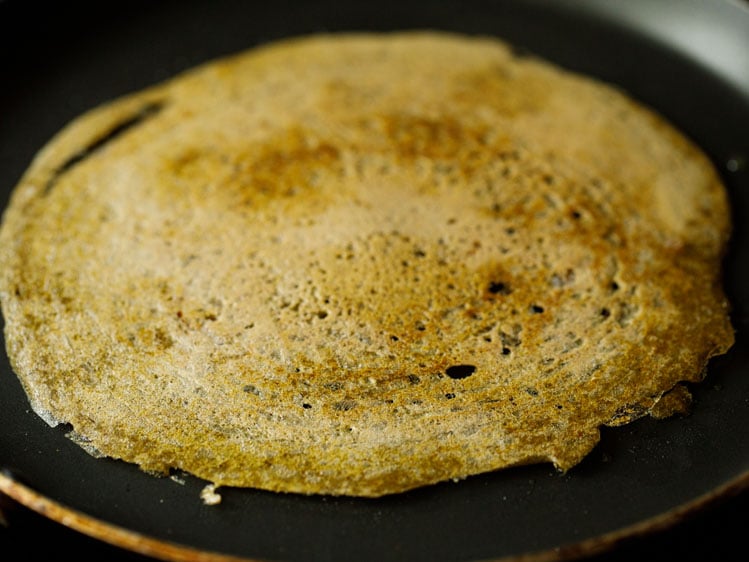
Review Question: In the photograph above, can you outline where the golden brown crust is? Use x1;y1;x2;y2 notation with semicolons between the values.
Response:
0;32;734;496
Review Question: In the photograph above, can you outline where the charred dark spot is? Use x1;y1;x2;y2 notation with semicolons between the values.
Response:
44;100;165;194
324;381;343;392
488;281;511;295
600;307;611;318
502;347;511;355
530;304;545;314
501;331;521;347
302;403;312;409
446;365;476;379
243;384;260;396
154;328;173;349
407;374;421;384
445;393;456;399
333;400;357;412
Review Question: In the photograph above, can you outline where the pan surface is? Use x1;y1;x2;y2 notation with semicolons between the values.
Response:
1;0;748;560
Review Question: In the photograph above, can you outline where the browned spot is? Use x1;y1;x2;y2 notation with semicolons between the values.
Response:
162;129;344;216
240;134;341;204
375;114;515;181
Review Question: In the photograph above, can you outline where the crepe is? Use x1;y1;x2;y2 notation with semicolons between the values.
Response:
0;31;734;497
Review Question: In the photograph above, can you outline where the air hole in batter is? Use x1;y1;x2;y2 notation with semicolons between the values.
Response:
446;365;476;379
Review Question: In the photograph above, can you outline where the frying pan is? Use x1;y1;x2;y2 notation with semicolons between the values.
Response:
0;0;748;560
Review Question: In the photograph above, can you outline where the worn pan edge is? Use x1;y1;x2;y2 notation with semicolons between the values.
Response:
3;469;749;562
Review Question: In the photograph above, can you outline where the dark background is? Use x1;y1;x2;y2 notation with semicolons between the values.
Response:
2;485;748;561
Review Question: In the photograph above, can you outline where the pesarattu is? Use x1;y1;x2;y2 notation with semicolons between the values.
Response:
0;32;734;497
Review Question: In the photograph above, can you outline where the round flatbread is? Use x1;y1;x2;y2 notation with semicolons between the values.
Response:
0;32;734;497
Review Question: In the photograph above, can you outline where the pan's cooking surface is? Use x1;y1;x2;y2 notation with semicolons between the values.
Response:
0;1;747;561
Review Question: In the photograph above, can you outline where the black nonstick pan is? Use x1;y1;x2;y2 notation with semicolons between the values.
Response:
1;1;748;560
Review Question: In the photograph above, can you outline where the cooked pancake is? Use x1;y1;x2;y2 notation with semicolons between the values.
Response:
0;32;734;497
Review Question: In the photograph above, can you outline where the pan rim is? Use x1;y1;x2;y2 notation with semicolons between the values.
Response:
3;469;749;562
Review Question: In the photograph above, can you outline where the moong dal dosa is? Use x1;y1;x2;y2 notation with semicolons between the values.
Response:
0;32;734;497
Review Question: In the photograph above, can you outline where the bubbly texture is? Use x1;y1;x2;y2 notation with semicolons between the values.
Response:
0;32;734;496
